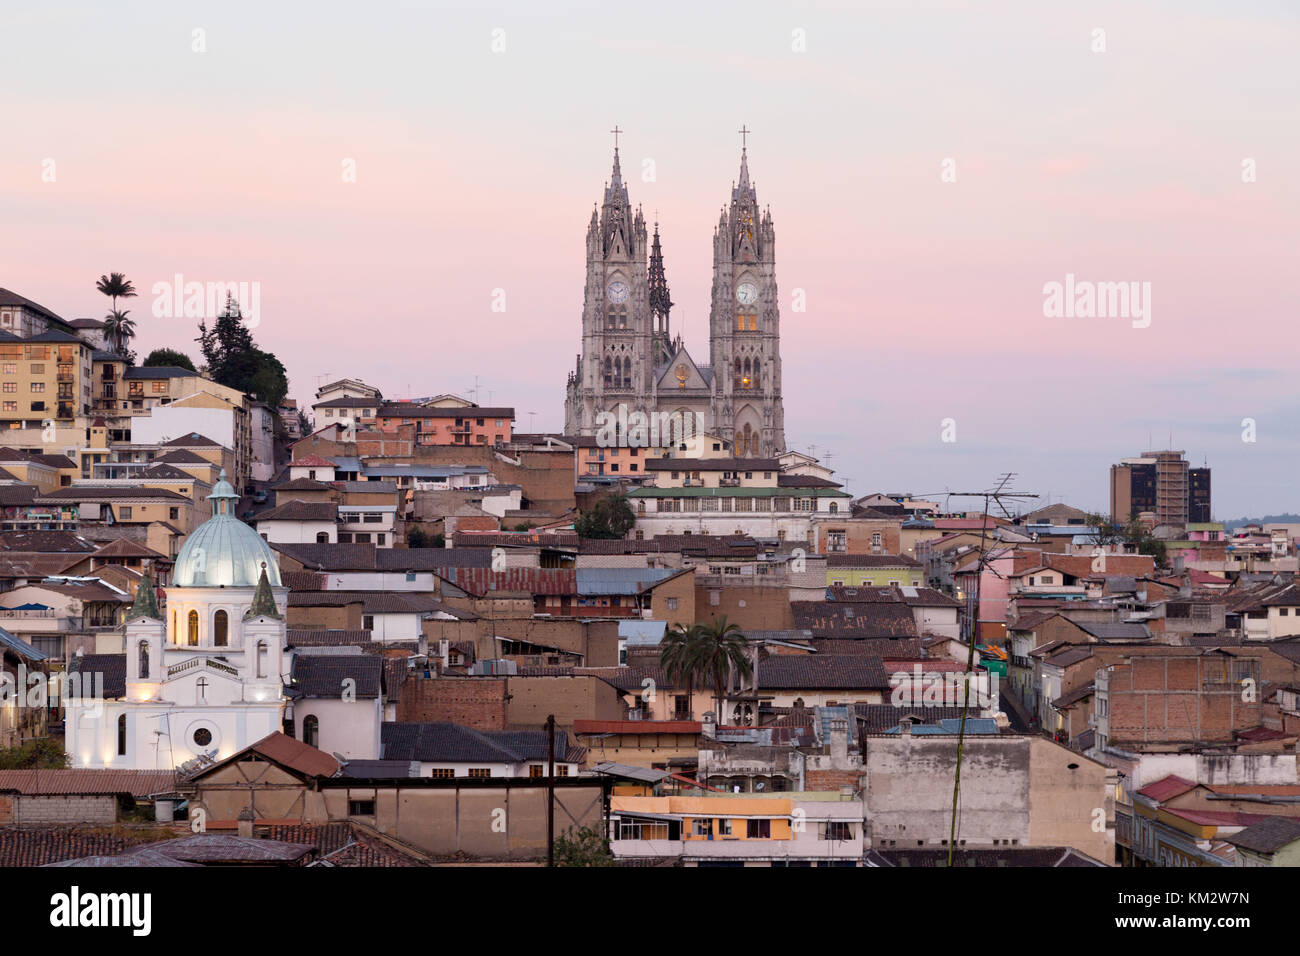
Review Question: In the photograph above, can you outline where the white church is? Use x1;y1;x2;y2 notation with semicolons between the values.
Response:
65;472;289;770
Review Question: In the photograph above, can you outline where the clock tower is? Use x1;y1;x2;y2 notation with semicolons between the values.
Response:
564;131;654;437
708;132;786;457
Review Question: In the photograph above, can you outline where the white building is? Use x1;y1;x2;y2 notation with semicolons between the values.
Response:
65;472;289;770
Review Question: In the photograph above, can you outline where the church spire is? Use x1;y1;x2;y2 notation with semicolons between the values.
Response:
648;219;672;321
244;563;282;620
129;566;161;620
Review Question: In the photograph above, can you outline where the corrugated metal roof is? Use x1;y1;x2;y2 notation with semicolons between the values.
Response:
0;625;47;660
576;567;680;595
618;620;668;644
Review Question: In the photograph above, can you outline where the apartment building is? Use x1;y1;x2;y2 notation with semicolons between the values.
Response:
1110;450;1211;526
376;403;515;447
0;331;93;428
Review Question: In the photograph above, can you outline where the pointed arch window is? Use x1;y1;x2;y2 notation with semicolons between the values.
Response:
187;610;199;646
621;357;631;389
138;641;149;680
214;610;229;647
603;357;613;387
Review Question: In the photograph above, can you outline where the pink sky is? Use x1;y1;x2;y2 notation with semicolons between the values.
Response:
2;0;1298;516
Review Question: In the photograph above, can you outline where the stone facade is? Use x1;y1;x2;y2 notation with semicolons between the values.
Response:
564;141;786;457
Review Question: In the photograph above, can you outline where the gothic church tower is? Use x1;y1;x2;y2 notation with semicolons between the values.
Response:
708;139;786;457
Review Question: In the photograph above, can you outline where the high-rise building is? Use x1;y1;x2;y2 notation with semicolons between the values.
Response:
1109;450;1210;526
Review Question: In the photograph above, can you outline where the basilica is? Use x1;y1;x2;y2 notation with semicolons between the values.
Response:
564;131;787;457
65;472;288;770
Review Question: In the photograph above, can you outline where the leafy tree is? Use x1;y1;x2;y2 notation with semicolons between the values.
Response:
196;294;289;408
143;348;196;372
575;493;635;539
1083;512;1124;548
296;409;312;436
0;737;69;769
554;825;615;867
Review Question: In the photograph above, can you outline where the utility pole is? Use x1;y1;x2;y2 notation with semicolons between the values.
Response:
920;476;1037;867
546;713;556;867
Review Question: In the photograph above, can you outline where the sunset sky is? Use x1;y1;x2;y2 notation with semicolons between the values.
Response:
3;0;1297;517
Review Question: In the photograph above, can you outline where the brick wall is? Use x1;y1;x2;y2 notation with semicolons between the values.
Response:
805;769;861;792
397;675;508;730
695;584;792;631
14;794;118;825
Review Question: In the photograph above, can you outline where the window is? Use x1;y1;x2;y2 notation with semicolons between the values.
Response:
692;819;710;837
468;768;491;778
152;381;167;393
213;610;228;646
137;641;150;679
348;799;375;816
363;614;374;631
822;821;854;841
117;714;127;756
30;382;44;392
529;765;545;778
747;818;771;838
256;641;267;679
316;531;329;543
1;383;14;393
430;768;454;779
1;364;12;374
1;402;14;412
169;507;179;520
120;506;133;519
717;818;732;837
303;715;319;748
187;609;199;646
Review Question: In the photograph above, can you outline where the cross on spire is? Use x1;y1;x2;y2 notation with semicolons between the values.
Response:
738;125;750;151
610;125;623;150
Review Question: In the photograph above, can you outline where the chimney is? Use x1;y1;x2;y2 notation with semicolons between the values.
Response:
830;718;849;763
439;638;450;671
237;806;255;839
702;710;716;739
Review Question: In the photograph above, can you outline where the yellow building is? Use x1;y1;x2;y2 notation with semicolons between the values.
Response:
0;331;92;428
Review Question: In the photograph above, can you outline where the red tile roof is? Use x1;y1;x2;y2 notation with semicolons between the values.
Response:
0;769;174;797
1137;774;1199;803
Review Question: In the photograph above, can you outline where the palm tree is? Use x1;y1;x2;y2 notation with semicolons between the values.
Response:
95;273;137;352
103;310;136;355
659;623;703;720
693;616;753;721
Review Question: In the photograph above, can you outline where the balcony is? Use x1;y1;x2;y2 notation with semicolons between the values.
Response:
56;403;75;419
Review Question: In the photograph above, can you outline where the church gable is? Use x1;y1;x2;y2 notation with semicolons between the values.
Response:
657;345;708;392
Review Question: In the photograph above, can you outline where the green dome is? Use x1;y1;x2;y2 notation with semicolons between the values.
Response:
172;470;282;589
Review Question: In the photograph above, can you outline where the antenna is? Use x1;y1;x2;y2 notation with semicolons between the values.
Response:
938;474;1038;867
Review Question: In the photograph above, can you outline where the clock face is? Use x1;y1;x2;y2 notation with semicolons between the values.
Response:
607;280;629;304
736;282;758;305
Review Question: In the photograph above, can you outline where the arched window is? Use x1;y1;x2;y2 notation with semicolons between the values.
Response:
603;357;613;387
117;714;127;756
256;641;267;679
213;610;228;647
829;502;839;514
172;610;177;644
138;641;149;680
621;357;631;389
733;358;742;388
316;531;329;543
303;715;319;749
187;610;199;646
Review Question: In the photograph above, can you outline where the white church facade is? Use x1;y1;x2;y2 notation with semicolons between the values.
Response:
65;472;290;770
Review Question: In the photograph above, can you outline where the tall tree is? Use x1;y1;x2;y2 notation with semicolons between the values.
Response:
693;616;753;719
95;273;137;352
575;493;636;539
196;294;289;408
659;624;703;720
102;309;136;355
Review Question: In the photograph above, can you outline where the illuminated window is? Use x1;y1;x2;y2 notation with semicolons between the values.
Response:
187;610;199;646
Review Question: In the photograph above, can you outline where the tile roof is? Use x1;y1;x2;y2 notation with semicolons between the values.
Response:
256;500;339;522
1136;774;1199;803
1224;816;1300;854
443;567;577;597
756;654;891;690
853;704;971;732
289;654;384;699
0;770;175;797
161;432;221;447
378;403;514;419
791;602;918;638
286;590;448;614
573;719;700;735
70;653;126;697
191;731;340;781
825;553;922;569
